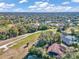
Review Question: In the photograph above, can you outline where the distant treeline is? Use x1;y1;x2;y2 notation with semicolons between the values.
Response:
0;13;79;40
0;16;49;40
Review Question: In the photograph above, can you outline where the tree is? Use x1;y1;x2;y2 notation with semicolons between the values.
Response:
38;24;48;30
71;28;75;35
8;27;18;37
0;34;7;40
29;46;56;59
53;32;61;43
29;46;43;57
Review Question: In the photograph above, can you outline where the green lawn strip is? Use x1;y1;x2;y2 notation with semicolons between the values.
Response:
11;32;41;49
11;29;55;49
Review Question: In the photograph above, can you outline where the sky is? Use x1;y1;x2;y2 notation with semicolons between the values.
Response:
0;0;79;12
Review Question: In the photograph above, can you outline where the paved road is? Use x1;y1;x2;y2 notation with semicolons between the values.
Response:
0;31;41;51
0;34;30;46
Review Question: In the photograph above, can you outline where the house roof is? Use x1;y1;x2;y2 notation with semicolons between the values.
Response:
65;35;76;40
47;43;66;57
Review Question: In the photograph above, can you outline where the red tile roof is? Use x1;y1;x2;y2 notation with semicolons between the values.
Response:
48;43;65;57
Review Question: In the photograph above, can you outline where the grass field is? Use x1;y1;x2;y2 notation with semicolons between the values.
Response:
11;32;41;48
11;29;56;49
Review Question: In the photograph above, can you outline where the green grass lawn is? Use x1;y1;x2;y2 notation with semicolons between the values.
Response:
11;32;41;49
11;29;56;49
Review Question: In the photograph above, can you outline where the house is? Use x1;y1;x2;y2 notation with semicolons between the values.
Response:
61;35;77;45
47;43;66;58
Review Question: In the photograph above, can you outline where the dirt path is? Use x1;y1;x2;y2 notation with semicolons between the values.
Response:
0;32;40;59
0;34;30;46
0;42;36;59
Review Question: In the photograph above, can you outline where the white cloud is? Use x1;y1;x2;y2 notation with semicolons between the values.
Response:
14;8;26;12
9;6;79;12
0;1;78;12
19;0;28;3
29;1;54;8
62;1;70;5
0;2;15;9
72;0;79;2
69;7;79;12
28;1;71;12
12;5;79;12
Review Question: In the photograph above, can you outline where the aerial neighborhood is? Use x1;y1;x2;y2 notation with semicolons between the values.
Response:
0;13;79;59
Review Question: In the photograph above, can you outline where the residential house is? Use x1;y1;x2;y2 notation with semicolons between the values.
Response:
47;43;66;59
61;35;77;45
